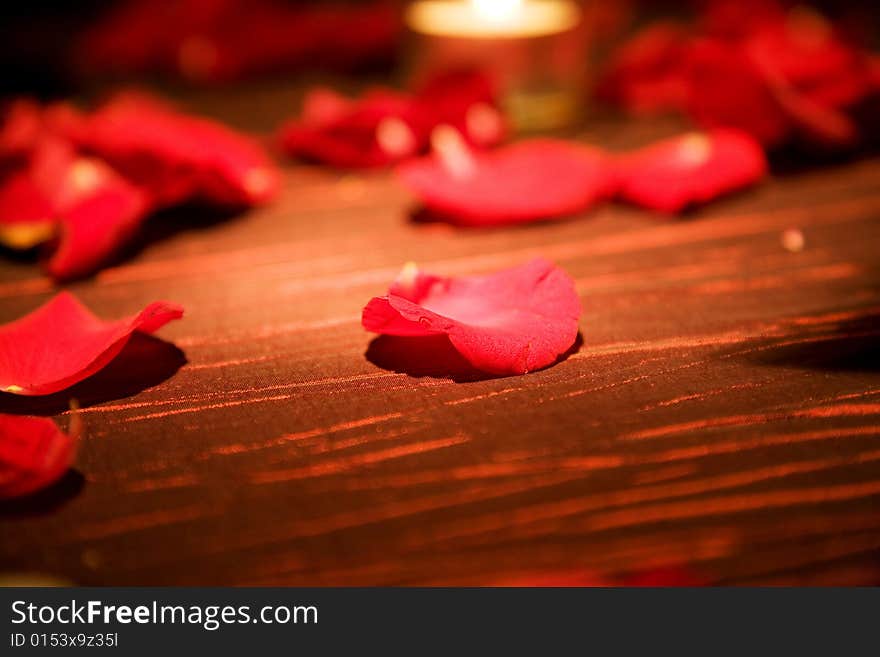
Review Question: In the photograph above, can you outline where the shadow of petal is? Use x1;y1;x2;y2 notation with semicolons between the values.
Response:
0;470;85;517
365;332;583;382
0;333;187;415
366;334;495;382
746;312;880;372
106;202;247;269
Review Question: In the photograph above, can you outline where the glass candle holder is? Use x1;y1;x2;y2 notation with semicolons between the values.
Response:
404;0;588;133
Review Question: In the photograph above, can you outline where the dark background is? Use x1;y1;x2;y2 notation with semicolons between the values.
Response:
1;1;878;97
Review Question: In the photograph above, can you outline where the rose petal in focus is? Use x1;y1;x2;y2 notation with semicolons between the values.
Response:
0;292;183;396
362;258;582;375
615;129;767;213
0;413;79;499
398;137;613;226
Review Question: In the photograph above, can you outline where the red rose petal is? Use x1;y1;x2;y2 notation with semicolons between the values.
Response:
615;129;767;213
46;158;151;280
1;137;79;252
1;100;89;167
72;93;279;208
685;38;792;147
595;22;692;115
0;413;79;499
746;41;862;149
0;99;43;164
414;69;507;148
398;134;613;226
603;5;874;152
0;136;152;277
767;77;859;148
700;0;786;41
278;70;507;169
279;69;507;169
0;292;183;396
745;7;860;90
0;170;56;250
278;87;423;168
688;6;873;151
299;88;356;126
362;258;581;375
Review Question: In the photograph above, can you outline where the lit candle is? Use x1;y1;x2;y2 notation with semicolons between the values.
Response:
405;0;581;39
404;0;587;131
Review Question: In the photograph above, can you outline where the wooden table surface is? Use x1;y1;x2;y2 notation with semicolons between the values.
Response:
1;86;879;585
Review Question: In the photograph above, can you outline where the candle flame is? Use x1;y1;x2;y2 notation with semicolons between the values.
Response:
471;0;523;23
406;0;580;39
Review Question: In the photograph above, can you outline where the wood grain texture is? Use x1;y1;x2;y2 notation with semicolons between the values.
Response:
0;89;879;585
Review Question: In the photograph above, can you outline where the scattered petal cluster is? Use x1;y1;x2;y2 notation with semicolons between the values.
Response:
597;0;880;150
0;292;183;498
398;129;767;225
278;69;506;168
0;93;279;279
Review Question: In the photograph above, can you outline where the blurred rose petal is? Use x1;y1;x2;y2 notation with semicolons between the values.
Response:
0;414;79;499
414;69;507;147
398;136;613;226
70;92;279;208
615;129;768;212
279;87;424;168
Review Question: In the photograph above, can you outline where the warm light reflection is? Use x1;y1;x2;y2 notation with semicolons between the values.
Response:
406;0;580;39
472;0;523;24
431;125;477;180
